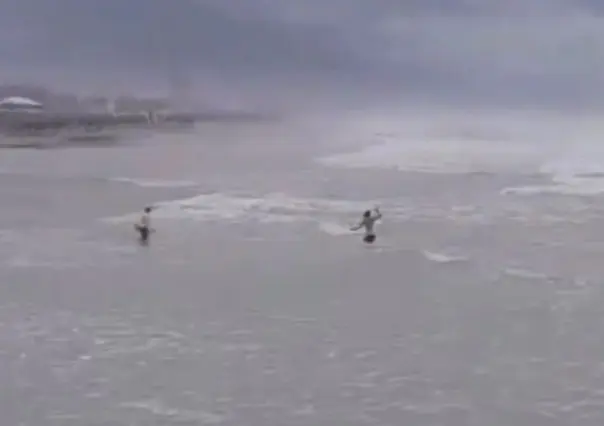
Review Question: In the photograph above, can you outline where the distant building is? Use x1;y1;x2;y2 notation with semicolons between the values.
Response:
0;96;44;113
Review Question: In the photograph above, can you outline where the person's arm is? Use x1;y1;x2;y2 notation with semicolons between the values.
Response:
373;207;382;220
350;220;363;231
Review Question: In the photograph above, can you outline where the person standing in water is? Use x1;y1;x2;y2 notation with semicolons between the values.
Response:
134;207;153;244
350;207;382;243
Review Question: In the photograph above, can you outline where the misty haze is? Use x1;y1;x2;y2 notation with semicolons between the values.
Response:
2;1;604;425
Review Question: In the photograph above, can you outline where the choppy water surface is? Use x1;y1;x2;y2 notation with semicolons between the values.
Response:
2;114;604;425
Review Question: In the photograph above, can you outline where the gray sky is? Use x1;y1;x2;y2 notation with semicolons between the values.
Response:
1;0;604;108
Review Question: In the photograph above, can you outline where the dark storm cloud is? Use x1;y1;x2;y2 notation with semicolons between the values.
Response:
0;0;366;77
1;0;603;106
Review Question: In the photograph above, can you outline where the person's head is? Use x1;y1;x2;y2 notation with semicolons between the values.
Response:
363;210;371;218
144;207;152;213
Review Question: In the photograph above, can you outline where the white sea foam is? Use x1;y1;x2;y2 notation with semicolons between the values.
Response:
317;221;355;236
502;268;549;280
104;192;397;237
491;116;604;196
422;250;468;264
503;154;604;196
107;192;384;221
109;177;198;188
501;181;604;196
317;134;543;174
317;110;604;184
103;189;506;238
120;399;224;424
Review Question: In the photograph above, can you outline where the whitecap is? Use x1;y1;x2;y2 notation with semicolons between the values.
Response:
109;177;198;188
502;268;549;280
103;192;391;231
317;221;355;236
317;137;541;174
504;141;604;197
422;251;468;263
502;177;604;197
120;399;224;424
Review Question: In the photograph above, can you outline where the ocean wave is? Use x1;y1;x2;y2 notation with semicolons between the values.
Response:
317;137;541;174
103;192;396;238
502;142;604;197
108;177;199;188
422;250;469;264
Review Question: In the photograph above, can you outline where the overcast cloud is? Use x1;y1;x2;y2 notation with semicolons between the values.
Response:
1;0;604;108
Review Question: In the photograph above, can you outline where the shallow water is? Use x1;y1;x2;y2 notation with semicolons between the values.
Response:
2;115;604;425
